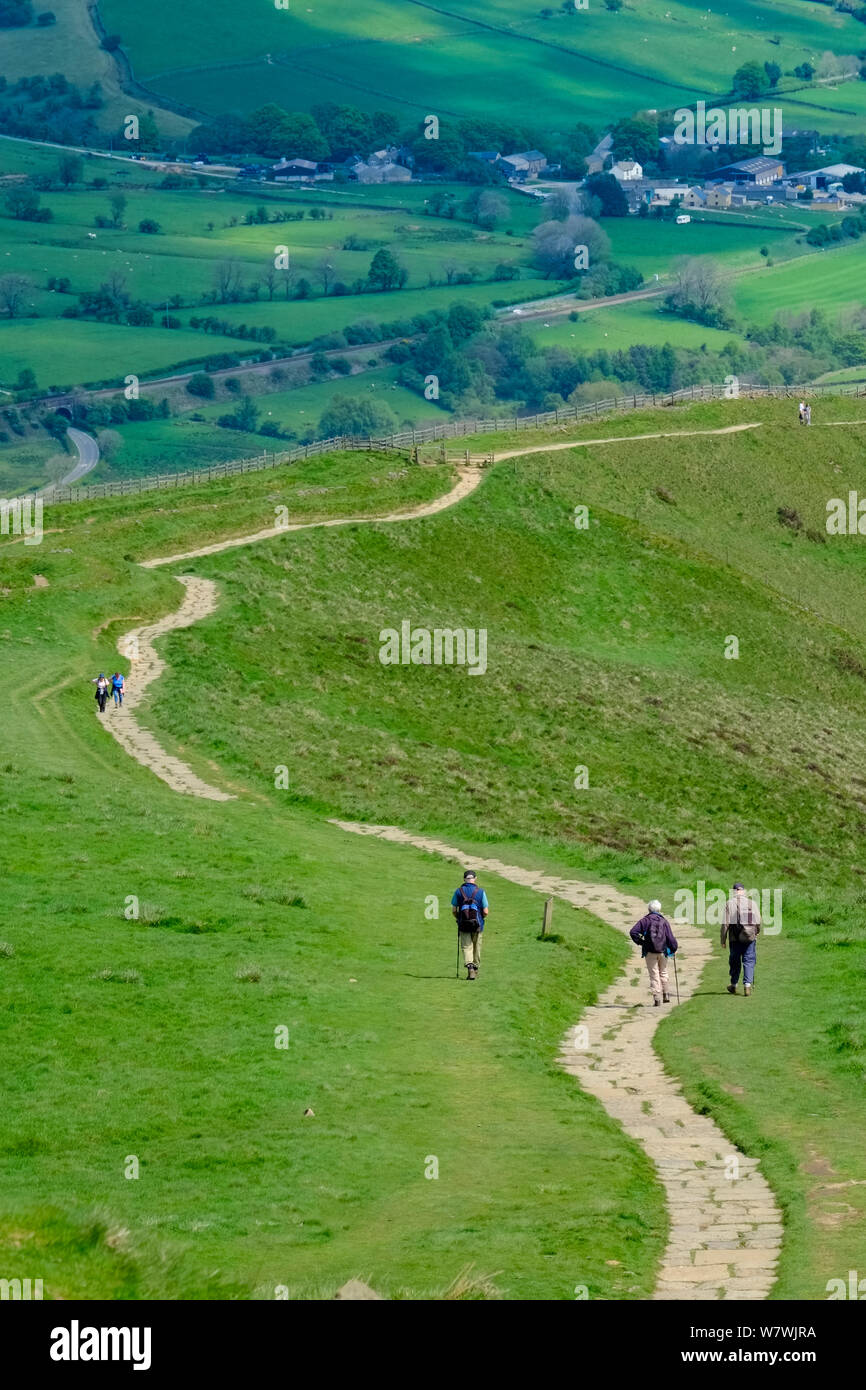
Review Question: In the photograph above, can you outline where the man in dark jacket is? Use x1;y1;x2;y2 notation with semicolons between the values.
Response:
630;899;679;1007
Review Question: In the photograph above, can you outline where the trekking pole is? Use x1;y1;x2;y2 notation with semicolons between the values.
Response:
456;935;460;980
673;951;680;1005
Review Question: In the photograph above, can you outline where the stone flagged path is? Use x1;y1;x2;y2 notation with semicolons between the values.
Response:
332;820;783;1301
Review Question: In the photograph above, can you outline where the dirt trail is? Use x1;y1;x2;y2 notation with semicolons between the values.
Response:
95;441;784;1296
107;469;483;796
483;422;761;462
331;821;783;1301
141;467;482;569
109;576;232;801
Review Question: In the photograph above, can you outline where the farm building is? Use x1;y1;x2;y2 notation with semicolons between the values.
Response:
709;157;785;186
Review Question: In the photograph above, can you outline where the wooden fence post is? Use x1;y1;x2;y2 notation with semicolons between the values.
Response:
541;898;554;936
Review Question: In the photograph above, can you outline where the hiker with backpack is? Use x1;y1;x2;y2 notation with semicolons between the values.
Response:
110;671;125;707
721;882;761;997
630;900;679;1007
451;870;488;981
91;673;110;714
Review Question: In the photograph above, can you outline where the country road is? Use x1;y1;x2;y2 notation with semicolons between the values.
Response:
59;429;100;487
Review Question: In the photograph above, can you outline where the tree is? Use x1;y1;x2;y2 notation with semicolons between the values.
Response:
138;218;160;234
246;104;327;160
764;61;782;88
109;192;127;227
544;187;576;221
16;367;37;391
186;373;215;399
532;215;611;278
610;116;658;166
474;189;509;229
732;61;769;99
96;429;123;459
367;247;407;291
102;33;122;50
57;153;83;189
318;394;396;438
315;256;339;295
794;61;815;81
665;256;732;326
584;173;629;217
0;273;32;319
212;259;244;303
36;9;56;22
4;185;44;221
218;396;260;432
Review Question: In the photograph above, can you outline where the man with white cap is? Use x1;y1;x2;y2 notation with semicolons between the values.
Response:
629;900;679;1007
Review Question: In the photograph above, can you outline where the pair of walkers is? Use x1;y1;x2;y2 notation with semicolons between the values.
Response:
91;671;125;713
630;883;762;1003
798;401;812;426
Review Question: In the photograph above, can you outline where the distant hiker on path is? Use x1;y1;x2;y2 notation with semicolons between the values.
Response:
451;870;488;981
91;673;110;714
798;401;806;424
721;882;761;997
630;900;679;1007
111;671;125;706
805;403;812;426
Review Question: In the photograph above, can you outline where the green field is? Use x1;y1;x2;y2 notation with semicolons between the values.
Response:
100;0;865;132
94;367;449;479
734;237;866;320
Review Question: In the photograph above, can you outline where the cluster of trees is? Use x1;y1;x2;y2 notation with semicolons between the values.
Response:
806;214;865;246
2;183;53;221
188;101;600;182
0;71;104;145
60;272;161;328
188;315;278;344
664;258;735;330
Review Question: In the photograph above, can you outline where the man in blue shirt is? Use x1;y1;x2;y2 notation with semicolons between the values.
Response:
451;870;488;981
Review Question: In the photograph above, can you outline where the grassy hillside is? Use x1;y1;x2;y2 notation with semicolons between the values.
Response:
2;399;866;1298
0;449;661;1299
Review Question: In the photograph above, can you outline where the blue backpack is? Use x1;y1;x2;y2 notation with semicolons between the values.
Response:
457;884;484;931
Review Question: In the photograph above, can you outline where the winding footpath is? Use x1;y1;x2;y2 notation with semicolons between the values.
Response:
96;431;782;1298
332;822;782;1301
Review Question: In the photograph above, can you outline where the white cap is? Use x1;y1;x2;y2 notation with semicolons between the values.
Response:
648;899;662;913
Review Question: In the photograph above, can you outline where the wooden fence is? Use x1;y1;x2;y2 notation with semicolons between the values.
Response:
42;381;866;505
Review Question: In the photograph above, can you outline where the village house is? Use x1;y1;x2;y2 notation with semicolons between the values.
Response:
611;159;643;181
354;160;411;183
498;149;548;180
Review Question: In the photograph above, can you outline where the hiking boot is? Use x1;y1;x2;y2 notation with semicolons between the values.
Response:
467;965;477;981
662;993;671;1003
653;997;661;1007
744;984;752;996
727;984;737;995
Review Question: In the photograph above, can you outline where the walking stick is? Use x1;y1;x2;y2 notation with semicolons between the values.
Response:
456;934;460;980
673;951;680;1004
